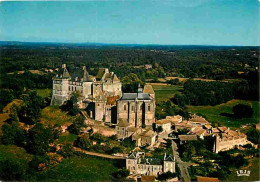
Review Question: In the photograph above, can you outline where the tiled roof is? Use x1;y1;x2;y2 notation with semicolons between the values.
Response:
156;119;171;124
117;119;130;127
179;135;198;141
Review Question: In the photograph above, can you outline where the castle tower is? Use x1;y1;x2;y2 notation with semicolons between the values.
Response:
51;64;70;105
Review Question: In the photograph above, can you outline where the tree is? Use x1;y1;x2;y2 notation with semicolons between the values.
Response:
246;127;260;144
26;123;54;155
112;169;130;180
74;134;92;150
67;116;86;135
18;91;43;125
157;171;177;181
1;123;27;146
58;143;75;158
121;73;143;93
60;92;80;116
232;104;253;118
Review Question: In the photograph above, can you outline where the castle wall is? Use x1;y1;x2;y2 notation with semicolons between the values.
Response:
95;101;106;121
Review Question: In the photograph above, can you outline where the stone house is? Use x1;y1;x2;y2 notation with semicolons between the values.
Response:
117;84;155;128
155;119;172;133
126;152;175;177
132;130;157;147
115;119;142;139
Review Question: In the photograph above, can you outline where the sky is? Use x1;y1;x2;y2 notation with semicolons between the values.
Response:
0;0;259;46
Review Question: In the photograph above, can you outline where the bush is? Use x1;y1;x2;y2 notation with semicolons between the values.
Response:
74;134;92;150
58;143;75;158
67;116;86;135
157;171;177;181
232;104;253;118
112;168;130;180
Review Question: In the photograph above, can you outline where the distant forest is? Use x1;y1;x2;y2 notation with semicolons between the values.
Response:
0;42;259;80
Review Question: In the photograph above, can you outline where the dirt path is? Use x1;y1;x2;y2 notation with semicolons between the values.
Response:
73;147;125;160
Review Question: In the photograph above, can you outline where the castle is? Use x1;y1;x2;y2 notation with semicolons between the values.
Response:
51;64;155;126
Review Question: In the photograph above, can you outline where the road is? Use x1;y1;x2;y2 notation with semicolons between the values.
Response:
172;140;192;182
73;147;125;160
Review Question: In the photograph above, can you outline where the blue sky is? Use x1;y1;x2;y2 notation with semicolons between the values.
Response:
0;0;259;46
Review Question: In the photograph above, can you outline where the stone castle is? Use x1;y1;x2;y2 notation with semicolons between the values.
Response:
51;64;155;126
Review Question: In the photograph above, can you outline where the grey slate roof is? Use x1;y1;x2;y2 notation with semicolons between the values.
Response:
121;93;151;100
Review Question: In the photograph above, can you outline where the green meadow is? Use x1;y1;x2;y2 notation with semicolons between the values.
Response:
187;100;259;129
152;84;183;103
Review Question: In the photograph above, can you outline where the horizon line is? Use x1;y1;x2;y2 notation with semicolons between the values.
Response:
0;40;259;47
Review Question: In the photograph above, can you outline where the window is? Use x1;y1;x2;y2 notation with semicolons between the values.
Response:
124;105;127;111
148;105;151;111
69;87;70;91
132;106;134;111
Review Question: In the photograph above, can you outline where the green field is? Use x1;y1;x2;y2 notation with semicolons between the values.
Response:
36;89;51;98
35;156;119;181
152;84;183;103
187;100;259;129
57;133;78;144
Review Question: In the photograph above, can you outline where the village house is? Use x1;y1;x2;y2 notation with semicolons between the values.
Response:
155;119;172;133
132;130;157;147
126;152;175;177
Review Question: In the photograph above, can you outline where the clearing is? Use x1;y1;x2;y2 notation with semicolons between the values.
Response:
187;100;259;129
151;84;183;103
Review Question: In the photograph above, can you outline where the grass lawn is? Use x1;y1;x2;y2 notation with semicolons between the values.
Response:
36;89;51;98
35;156;119;181
40;106;76;126
227;158;259;181
187;100;259;129
57;132;78;144
0;145;33;163
152;84;183;104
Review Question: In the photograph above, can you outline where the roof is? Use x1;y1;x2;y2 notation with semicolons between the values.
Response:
140;158;162;165
179;135;198;141
164;154;175;161
57;64;70;78
121;93;151;100
117;119;130;127
197;176;219;182
126;127;138;133
140;130;156;138
156;119;171;124
218;126;228;132
143;84;155;95
190;117;209;124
